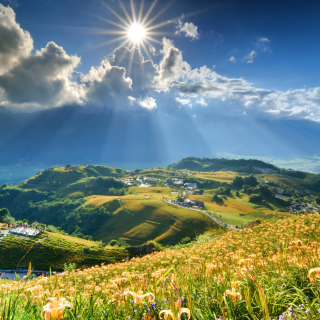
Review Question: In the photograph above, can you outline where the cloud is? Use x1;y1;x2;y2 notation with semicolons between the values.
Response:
175;18;199;40
138;96;157;110
157;40;320;121
82;58;133;108
155;38;190;91
259;37;270;42
149;45;158;56
196;97;207;106
0;41;83;108
175;97;191;105
110;46;158;94
229;56;236;63
243;50;257;63
0;4;33;75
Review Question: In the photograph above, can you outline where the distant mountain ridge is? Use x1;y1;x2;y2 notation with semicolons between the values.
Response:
167;157;278;173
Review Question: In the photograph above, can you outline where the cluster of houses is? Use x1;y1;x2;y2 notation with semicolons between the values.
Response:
176;171;192;176
120;175;159;187
289;202;320;214
166;178;198;190
174;198;204;208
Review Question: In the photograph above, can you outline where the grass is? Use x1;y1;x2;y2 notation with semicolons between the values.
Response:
208;210;269;226
1;214;320;319
0;232;127;270
85;195;224;245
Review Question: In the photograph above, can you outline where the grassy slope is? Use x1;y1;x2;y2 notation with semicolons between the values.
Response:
26;165;127;186
85;188;224;245
0;232;127;270
6;160;318;246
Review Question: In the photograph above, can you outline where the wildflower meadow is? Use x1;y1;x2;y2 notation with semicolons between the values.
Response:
1;214;320;319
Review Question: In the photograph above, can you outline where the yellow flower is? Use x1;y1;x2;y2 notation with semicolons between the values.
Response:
42;297;73;320
224;282;241;302
308;267;320;282
124;290;155;304
159;307;190;320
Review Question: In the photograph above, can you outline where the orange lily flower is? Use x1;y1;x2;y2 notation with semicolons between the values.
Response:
42;297;73;320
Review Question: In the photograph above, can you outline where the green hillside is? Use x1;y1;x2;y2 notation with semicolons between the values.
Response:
26;164;127;186
1;160;320;247
167;156;278;173
0;231;127;270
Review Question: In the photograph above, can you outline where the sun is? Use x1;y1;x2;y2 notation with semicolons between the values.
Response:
91;0;173;61
127;22;146;44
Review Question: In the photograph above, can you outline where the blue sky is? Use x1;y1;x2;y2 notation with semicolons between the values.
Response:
1;0;320;165
1;0;320;119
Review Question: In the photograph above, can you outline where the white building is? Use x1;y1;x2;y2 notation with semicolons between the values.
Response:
144;177;158;183
184;183;197;190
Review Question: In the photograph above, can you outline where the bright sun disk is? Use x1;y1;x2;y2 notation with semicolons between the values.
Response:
128;22;146;43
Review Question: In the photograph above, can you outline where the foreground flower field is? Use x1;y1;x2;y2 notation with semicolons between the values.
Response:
1;214;320;319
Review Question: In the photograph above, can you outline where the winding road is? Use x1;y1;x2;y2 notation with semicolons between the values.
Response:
163;200;241;230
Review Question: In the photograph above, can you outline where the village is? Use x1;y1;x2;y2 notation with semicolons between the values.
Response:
119;170;320;215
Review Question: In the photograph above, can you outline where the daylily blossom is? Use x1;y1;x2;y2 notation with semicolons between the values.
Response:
159;307;191;320
42;297;73;320
124;290;155;304
224;281;242;302
308;267;320;282
159;281;191;320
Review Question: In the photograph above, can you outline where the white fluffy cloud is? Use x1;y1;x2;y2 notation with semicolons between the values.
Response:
175;19;199;40
175;97;191;106
229;56;236;63
0;41;83;108
110;46;158;94
196;97;207;106
82;58;132;108
138;96;157;110
155;38;190;91
0;4;33;75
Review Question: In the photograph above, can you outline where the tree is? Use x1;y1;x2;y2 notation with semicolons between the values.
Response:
232;176;245;188
315;196;320;205
249;194;263;204
109;240;118;246
244;175;258;187
0;208;10;222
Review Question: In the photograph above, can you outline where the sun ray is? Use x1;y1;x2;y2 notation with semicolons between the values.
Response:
137;0;145;24
141;0;158;25
99;0;131;28
119;1;133;26
88;11;129;31
144;36;163;45
140;40;153;61
126;47;137;77
130;0;137;23
144;2;174;28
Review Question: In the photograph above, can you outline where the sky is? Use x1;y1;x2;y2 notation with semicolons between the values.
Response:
1;0;320;166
